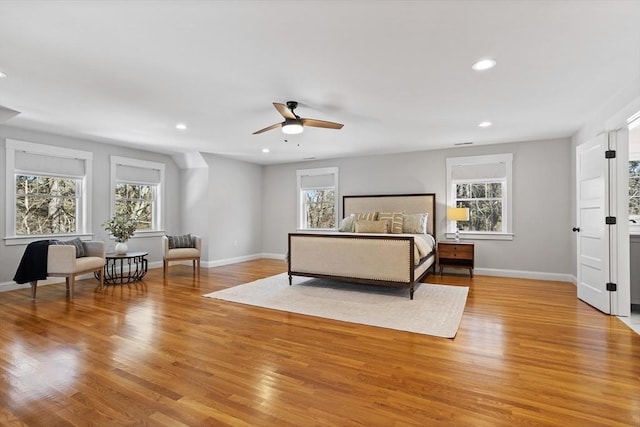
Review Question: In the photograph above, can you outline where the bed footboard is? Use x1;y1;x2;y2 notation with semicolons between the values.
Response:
288;233;431;299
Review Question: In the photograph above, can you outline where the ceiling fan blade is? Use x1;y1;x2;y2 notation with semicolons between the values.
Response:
273;102;296;119
301;118;344;130
252;122;282;134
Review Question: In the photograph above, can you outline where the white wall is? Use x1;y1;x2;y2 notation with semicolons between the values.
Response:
262;137;573;279
0;125;181;286
179;166;210;260
201;153;263;265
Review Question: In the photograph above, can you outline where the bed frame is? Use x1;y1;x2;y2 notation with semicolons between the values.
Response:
288;193;436;299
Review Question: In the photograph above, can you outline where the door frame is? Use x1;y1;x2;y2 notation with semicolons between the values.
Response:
609;128;630;316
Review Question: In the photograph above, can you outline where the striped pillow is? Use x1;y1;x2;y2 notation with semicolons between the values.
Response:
168;234;195;249
379;212;403;234
355;212;378;221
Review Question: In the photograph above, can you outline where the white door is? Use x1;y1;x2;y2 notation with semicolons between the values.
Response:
576;134;610;313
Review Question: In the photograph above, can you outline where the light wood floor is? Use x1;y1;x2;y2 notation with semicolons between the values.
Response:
1;259;638;426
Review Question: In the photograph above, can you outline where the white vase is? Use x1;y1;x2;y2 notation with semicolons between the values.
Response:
115;242;128;255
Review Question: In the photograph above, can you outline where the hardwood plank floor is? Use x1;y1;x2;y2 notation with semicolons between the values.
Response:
0;259;638;426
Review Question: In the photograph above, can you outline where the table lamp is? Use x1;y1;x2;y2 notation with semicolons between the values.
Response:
447;207;470;242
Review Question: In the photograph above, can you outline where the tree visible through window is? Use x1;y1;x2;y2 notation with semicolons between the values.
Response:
630;160;640;219
455;182;503;232
15;174;78;235
115;183;155;230
303;189;336;229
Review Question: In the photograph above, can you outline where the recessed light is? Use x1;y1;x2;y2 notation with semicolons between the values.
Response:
0;71;7;79
478;121;492;128
472;58;496;71
176;123;187;130
454;142;474;146
262;148;270;153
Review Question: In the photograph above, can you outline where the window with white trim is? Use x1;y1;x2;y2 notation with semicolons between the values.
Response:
630;156;640;223
446;154;513;240
5;139;92;244
110;156;165;234
296;167;339;230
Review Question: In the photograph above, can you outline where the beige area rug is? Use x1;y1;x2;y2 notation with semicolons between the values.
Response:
203;273;468;338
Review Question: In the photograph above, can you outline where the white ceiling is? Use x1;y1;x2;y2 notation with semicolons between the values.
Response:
1;0;639;165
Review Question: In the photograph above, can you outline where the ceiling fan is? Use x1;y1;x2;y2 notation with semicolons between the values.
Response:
253;101;344;135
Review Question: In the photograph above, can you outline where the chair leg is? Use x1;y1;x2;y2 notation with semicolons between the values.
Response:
30;281;38;300
69;276;75;299
163;258;168;278
196;258;200;275
95;268;104;292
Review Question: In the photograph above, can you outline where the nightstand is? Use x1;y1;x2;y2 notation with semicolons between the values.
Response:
437;241;475;277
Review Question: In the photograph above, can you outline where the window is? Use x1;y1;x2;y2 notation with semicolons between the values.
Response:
446;154;513;240
16;175;78;235
296;167;339;230
5;139;92;244
110;156;164;234
630;158;640;223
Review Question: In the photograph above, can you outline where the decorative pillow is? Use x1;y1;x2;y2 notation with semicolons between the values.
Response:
403;213;429;234
338;214;356;232
355;212;378;221
355;219;389;234
53;237;86;258
378;211;404;234
168;234;195;249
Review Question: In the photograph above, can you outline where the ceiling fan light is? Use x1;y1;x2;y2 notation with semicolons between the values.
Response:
282;123;303;134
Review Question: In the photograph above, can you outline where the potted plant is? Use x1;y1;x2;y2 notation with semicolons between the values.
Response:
102;214;138;255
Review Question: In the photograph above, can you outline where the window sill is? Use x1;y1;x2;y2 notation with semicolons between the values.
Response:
445;232;514;241
295;228;338;233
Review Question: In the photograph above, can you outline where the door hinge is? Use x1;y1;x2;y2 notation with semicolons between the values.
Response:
605;216;617;225
605;150;616;159
606;282;617;292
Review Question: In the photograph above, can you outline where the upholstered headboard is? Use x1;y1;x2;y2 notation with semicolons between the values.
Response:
343;193;436;235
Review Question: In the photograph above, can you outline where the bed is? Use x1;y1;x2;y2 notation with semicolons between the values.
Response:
288;193;436;299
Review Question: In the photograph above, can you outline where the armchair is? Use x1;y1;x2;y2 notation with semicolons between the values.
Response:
163;234;201;277
31;241;105;300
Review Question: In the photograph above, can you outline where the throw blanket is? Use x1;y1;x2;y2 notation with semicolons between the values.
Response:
13;240;54;284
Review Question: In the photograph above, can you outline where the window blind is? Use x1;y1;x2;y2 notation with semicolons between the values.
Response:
299;173;336;189
451;161;507;181
15;151;85;177
116;164;161;184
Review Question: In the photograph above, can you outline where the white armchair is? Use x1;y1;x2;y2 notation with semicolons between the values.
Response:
31;241;106;300
163;235;201;277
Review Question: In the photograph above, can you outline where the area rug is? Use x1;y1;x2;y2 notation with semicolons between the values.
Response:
203;273;468;338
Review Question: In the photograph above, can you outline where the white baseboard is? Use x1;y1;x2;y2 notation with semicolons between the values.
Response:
1;255;575;293
204;253;263;268
0;271;98;293
262;252;288;261
473;267;574;283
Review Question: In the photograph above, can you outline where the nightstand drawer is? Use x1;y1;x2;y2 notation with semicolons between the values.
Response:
438;245;473;259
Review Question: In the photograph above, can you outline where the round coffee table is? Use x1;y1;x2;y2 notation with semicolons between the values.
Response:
97;251;148;285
